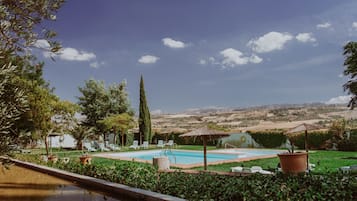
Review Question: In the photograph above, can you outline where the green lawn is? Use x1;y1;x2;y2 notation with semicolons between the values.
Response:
193;150;357;174
18;146;357;174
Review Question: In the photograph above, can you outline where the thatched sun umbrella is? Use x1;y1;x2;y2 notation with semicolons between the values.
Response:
286;123;322;170
180;126;230;170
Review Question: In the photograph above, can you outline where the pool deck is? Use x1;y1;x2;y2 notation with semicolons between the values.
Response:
94;149;281;169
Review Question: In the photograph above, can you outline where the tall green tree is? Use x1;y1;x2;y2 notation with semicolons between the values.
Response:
77;79;134;141
0;0;64;155
343;41;357;109
139;75;152;143
0;63;27;156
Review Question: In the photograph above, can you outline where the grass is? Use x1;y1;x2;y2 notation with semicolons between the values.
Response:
17;146;357;174
193;150;357;174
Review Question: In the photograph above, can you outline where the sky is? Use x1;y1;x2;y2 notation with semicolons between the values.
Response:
34;0;357;114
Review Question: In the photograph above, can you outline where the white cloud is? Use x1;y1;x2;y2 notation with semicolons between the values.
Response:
352;22;357;30
249;54;263;64
247;31;293;53
208;57;216;63
316;22;331;29
138;55;159;64
162;37;186;48
45;47;96;61
33;39;50;49
220;48;262;67
296;33;316;43
325;95;351;104
90;61;105;68
199;59;207;65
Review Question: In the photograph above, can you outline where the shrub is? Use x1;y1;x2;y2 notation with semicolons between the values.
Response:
157;172;356;201
291;131;333;150
249;131;287;148
337;139;357;151
54;159;158;190
153;133;217;146
14;154;357;200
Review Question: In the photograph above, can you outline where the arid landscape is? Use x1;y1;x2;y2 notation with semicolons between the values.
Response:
152;103;357;133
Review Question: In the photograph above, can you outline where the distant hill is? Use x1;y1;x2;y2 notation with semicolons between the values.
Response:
151;103;354;133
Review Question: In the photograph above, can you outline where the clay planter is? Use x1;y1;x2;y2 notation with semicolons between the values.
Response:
79;155;92;165
278;152;307;174
47;155;58;163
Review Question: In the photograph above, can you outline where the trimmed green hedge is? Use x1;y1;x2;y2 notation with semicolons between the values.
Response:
291;131;333;150
13;155;357;201
157;172;356;201
338;139;357;151
248;131;287;148
153;133;217;146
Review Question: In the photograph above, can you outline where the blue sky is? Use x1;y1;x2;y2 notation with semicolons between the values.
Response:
35;0;357;113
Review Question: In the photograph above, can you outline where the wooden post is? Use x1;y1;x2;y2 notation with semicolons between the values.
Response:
203;136;207;171
305;130;309;171
121;129;125;147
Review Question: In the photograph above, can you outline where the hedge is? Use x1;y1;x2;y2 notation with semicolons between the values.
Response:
338;139;357;151
248;131;287;148
152;133;216;146
290;131;333;150
13;155;357;201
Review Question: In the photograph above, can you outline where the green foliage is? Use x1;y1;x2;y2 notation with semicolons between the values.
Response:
139;75;152;142
15;150;357;200
342;41;357;109
290;131;333;150
0;0;64;55
78;79;108;127
157;172;356;201
71;125;94;150
329;119;346;139
153;133;217;146
0;0;64;156
99;113;135;146
249;131;287;148
0;64;28;155
77;79;133;138
125;132;134;146
338;139;357;151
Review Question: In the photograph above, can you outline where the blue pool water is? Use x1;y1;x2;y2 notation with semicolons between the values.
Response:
103;149;282;165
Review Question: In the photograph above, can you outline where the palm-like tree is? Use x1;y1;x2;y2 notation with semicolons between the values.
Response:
99;113;136;147
71;125;94;150
343;41;357;109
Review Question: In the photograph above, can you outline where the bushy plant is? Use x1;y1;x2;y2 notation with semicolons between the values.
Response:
337;139;357;151
14;154;357;200
153;133;217;146
249;131;287;148
157;172;356;201
291;131;333;150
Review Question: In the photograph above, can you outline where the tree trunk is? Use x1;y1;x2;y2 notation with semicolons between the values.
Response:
78;141;83;150
44;135;49;156
203;136;207;171
121;129;125;147
113;132;117;145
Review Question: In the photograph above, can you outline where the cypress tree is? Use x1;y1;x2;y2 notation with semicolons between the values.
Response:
139;75;152;142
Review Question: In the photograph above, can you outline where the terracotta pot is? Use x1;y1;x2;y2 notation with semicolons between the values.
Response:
278;152;307;174
79;155;92;165
47;155;58;163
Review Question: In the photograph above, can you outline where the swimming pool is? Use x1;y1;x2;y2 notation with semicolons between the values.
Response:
96;149;282;168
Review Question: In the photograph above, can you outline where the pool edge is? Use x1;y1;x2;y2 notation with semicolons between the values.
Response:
7;157;186;201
